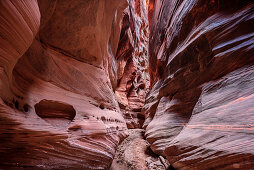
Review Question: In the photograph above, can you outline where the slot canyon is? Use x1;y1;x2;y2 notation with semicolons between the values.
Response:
0;0;253;169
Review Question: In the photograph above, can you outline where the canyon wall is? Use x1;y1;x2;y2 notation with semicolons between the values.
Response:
115;0;150;128
0;0;129;169
1;0;253;169
145;0;254;169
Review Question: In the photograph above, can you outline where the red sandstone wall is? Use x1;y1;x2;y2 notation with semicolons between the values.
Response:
0;0;129;169
115;0;150;128
145;0;254;169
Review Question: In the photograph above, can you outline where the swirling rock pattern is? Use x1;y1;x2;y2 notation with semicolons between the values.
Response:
1;0;254;169
145;0;254;169
115;0;150;128
0;0;129;169
0;0;40;102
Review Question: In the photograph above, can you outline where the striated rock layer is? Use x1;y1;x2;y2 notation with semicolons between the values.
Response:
115;0;150;128
0;0;130;169
145;0;254;169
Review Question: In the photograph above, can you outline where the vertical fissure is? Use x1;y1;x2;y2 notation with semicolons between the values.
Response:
114;0;150;129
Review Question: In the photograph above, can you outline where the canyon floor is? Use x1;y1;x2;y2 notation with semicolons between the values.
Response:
110;129;170;170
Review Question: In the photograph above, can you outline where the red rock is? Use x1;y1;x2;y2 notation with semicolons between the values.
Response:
0;0;129;169
145;0;254;169
1;0;253;169
115;0;150;128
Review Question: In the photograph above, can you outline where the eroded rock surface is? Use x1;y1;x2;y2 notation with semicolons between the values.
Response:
0;0;129;169
115;0;150;129
1;0;254;169
145;0;254;169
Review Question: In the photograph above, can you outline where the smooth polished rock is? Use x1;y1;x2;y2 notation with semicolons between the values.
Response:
0;0;129;169
145;0;254;169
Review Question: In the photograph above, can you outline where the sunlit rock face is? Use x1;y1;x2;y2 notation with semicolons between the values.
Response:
115;0;150;128
145;0;254;169
0;0;129;169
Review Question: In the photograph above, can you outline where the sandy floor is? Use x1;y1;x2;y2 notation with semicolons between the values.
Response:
110;129;170;170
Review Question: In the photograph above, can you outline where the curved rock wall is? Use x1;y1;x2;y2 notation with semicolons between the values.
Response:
145;0;254;169
115;0;150;128
0;0;129;169
0;0;40;103
2;0;253;169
